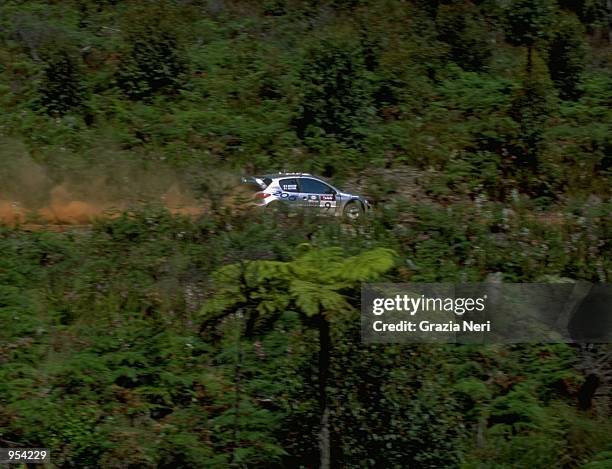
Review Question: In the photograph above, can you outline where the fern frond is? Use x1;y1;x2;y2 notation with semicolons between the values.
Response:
289;280;350;317
290;247;345;282
334;247;396;282
247;260;290;285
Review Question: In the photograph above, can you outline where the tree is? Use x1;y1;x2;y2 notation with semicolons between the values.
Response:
115;6;187;100
502;0;558;192
38;48;86;116
508;78;552;192
436;2;492;71
504;0;557;76
547;13;587;100
293;38;372;147
201;246;396;468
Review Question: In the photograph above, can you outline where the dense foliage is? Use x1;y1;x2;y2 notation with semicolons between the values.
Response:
0;0;611;467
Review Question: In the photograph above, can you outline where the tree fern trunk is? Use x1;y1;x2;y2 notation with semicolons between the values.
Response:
318;315;331;469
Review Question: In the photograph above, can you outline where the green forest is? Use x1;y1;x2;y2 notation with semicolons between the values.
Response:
0;0;611;467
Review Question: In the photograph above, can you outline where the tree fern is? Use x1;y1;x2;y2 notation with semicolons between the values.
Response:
201;245;396;467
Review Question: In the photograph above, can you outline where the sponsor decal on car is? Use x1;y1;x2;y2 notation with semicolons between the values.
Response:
320;195;335;201
320;200;336;209
306;194;320;207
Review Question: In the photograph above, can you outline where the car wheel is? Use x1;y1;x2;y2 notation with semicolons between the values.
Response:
343;201;364;221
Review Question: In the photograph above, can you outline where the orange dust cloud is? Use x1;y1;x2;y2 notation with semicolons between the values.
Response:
0;201;27;225
162;183;205;217
0;184;205;228
37;185;112;225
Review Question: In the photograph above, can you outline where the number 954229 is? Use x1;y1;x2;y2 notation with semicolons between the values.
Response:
1;448;50;464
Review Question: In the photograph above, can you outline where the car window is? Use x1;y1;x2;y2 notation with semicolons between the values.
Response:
279;178;299;192
299;178;335;195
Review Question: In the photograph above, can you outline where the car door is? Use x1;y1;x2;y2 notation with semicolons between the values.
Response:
297;177;338;215
276;178;301;207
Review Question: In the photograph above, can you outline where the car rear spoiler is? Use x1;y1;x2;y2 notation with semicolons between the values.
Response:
241;176;268;190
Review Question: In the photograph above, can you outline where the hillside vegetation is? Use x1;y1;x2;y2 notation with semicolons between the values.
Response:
0;0;611;467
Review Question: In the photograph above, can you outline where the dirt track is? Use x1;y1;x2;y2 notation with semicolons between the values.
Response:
0;202;205;228
0;183;205;228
